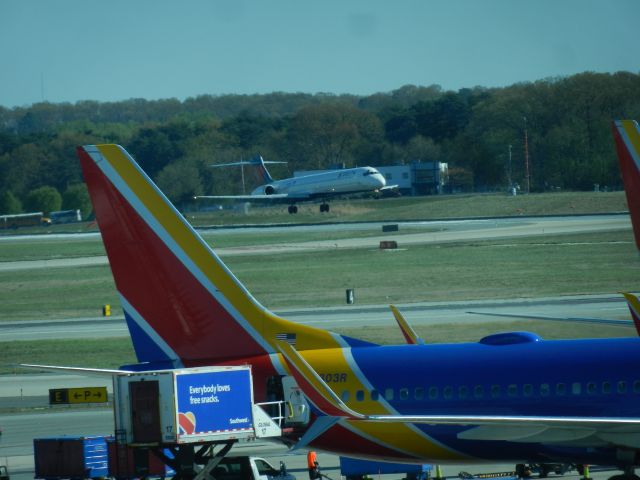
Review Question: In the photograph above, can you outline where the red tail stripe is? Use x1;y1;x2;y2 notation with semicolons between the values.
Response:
80;149;266;363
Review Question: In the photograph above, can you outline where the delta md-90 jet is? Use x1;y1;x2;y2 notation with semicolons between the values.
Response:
24;120;640;480
195;155;391;213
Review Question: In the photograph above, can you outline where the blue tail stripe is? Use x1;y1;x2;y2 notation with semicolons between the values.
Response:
124;309;174;364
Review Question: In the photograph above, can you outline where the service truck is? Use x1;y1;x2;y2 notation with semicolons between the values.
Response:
111;366;283;479
112;365;281;446
210;456;296;480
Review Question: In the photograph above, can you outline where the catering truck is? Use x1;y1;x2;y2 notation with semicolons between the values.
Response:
111;366;283;479
112;366;281;446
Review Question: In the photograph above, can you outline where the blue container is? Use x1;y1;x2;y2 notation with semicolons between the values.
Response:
339;456;431;479
34;436;110;479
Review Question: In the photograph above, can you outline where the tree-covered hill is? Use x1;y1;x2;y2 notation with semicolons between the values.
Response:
1;71;639;215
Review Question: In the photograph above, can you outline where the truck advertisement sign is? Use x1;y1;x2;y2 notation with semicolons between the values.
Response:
175;368;253;438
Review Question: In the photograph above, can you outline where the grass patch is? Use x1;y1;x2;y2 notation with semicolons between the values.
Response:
0;230;635;320
189;191;628;226
1;337;137;375
227;229;638;308
0;236;106;262
0;265;121;320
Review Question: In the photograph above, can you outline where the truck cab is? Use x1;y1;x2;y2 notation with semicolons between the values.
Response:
211;456;295;480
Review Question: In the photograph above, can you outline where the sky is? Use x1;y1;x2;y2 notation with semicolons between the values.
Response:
1;0;639;108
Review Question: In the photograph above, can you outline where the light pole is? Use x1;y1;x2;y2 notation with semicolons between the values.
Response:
523;117;530;194
507;144;512;190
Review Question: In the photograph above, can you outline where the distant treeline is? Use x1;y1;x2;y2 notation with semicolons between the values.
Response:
1;71;639;214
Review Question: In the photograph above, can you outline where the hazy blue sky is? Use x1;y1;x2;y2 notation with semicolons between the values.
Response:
1;0;638;108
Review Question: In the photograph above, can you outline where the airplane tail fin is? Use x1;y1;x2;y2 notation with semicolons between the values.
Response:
253;156;275;184
612;120;640;250
211;156;284;185
77;145;342;369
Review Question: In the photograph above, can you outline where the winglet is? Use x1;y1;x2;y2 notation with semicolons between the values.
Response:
612;120;640;250
621;293;640;336
390;305;424;345
274;340;364;419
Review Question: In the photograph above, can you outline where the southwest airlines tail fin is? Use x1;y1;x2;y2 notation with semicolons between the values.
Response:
612;120;640;250
77;145;343;369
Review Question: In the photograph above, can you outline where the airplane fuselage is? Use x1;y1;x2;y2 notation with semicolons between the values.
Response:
280;335;640;465
251;166;386;197
203;334;640;466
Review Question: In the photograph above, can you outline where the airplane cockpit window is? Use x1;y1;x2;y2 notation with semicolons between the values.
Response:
363;169;378;176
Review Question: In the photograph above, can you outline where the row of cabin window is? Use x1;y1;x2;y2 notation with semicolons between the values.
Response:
341;380;640;403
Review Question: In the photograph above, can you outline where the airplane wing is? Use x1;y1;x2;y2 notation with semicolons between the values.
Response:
467;292;640;334
19;363;134;377
275;341;640;449
194;194;291;200
466;310;633;327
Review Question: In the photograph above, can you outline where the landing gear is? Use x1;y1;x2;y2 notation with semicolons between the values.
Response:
320;203;330;213
287;205;298;214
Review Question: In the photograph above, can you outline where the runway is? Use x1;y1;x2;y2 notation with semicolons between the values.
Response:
0;294;632;342
0;214;630;272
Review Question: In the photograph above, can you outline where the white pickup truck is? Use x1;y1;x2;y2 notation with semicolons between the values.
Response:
211;456;296;480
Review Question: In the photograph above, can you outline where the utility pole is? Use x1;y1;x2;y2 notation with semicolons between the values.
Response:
240;160;246;195
523;117;530;194
507;144;512;190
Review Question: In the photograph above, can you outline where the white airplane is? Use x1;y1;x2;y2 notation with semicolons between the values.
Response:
196;156;393;213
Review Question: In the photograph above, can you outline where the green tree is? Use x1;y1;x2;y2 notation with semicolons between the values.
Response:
285;104;384;169
155;159;203;207
0;191;22;214
25;186;62;214
62;183;92;218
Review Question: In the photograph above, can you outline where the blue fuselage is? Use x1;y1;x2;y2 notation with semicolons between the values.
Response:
308;334;640;465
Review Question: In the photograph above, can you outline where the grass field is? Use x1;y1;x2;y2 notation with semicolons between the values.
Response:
0;230;636;321
190;191;629;225
0;190;636;374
